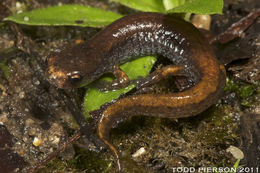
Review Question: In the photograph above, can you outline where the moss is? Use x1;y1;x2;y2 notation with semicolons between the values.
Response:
67;147;109;172
37;147;110;173
186;105;238;146
0;60;10;79
225;77;258;107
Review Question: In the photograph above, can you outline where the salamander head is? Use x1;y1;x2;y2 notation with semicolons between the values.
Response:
46;54;84;89
46;44;102;89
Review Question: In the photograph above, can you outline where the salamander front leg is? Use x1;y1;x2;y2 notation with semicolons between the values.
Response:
95;65;130;91
132;65;185;90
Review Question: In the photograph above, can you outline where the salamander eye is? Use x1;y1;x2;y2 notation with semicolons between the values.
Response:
68;72;82;83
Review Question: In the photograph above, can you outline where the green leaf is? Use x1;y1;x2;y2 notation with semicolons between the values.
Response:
84;56;156;118
163;0;185;10
167;0;223;14
111;0;165;12
4;4;123;27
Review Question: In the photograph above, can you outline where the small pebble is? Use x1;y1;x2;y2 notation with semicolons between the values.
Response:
49;135;60;145
23;16;29;21
28;128;37;136
192;14;211;30
132;147;146;158
226;145;244;159
33;137;42;147
19;91;25;98
25;118;35;127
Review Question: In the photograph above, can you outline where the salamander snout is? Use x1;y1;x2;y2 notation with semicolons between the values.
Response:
45;59;67;88
45;55;83;89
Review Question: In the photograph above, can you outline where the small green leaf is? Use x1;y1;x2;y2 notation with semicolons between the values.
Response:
111;0;165;12
168;0;223;14
233;159;241;169
84;56;156;118
4;5;122;27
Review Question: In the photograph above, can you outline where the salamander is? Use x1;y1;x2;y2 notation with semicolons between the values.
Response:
46;12;226;170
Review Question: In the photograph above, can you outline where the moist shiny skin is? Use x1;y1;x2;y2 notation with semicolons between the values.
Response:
46;13;226;166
